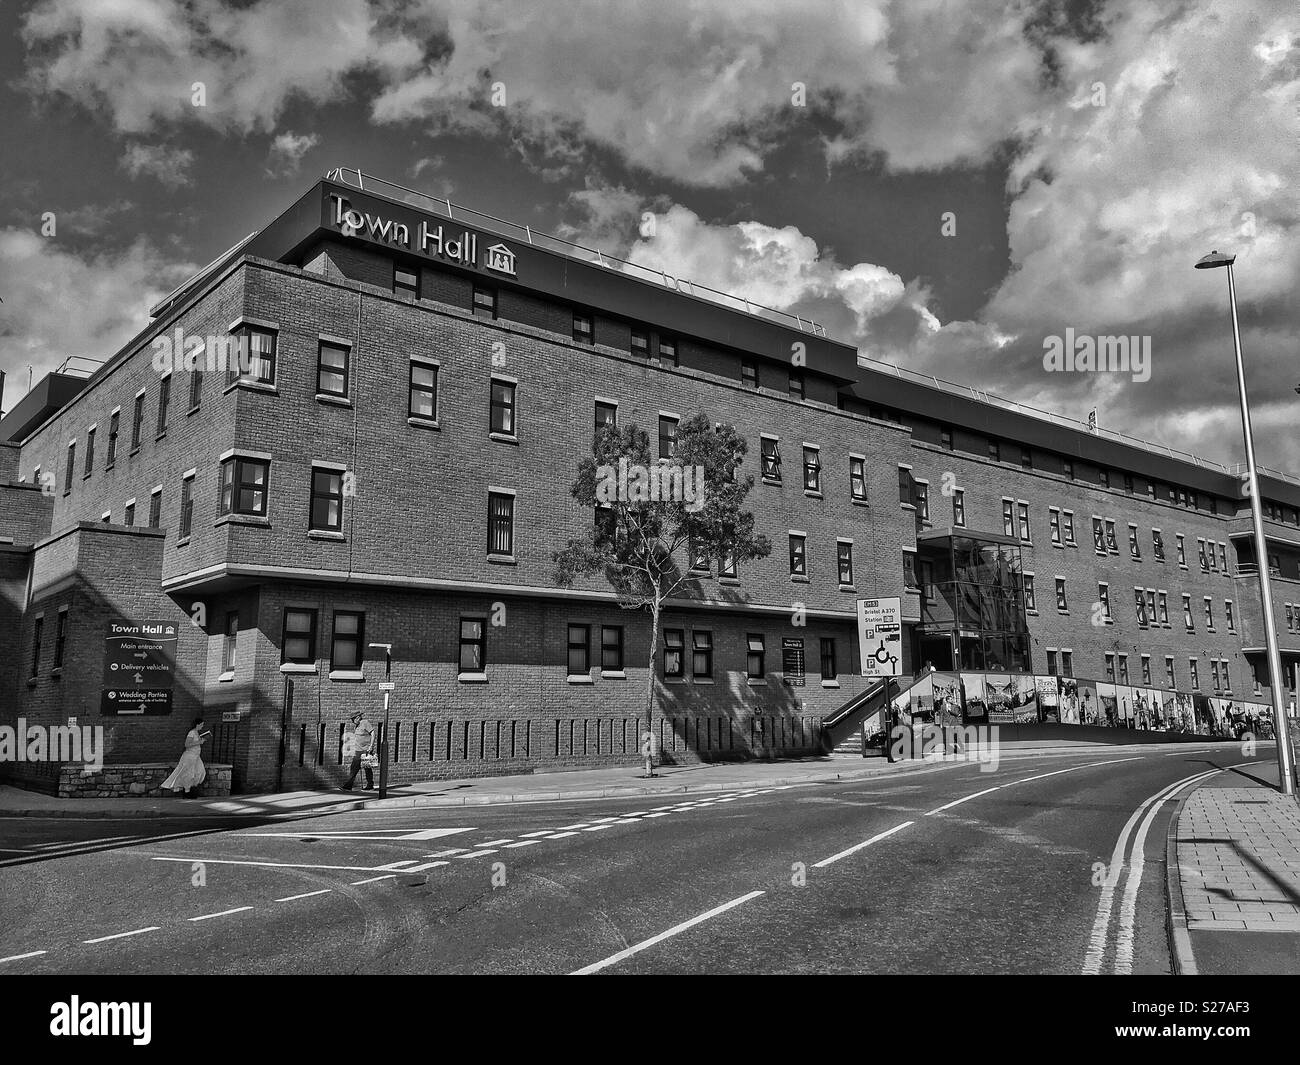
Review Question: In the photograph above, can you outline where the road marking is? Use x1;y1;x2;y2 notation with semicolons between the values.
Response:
557;823;592;830
545;831;580;838
350;875;396;886
456;850;498;859
84;927;160;944
520;830;555;838
813;822;914;868
29;840;75;849
376;860;423;870
0;950;47;963
244;827;475;842
0;827;255;868
479;839;514;846
188;906;253;922
423;848;466;857
643;813;672;818
404;861;450;872
504;840;542;848
572;891;767;975
925;759;1137;816
590;817;622;823
152;857;417;873
275;890;332;902
582;825;614;832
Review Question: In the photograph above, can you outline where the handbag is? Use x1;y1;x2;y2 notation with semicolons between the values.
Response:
360;751;379;769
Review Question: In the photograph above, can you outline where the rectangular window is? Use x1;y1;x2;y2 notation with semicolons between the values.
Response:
952;488;965;527
1049;508;1062;545
1003;499;1016;537
658;336;678;367
1158;591;1169;625
490;379;517;436
788;371;805;400
1105;653;1115;682
1056;578;1068;612
409;361;438;420
1176;534;1186;566
1062;458;1074;479
53;610;68;669
916;481;930;521
148;489;162;529
741;359;758;388
189;370;203;411
156;376;170;436
803;447;821;493
219;456;269;517
1222;660;1231;692
1207;540;1218;571
393;265;418;297
310;467;344;532
132;392;146;450
84;427;95;476
940;427;953;450
458;617;486;673
746;633;765;679
281;608;318;665
222;611;239;673
1166;657;1176;688
630;329;649;357
719;546;737;579
487;491;515;556
1099;468;1110;488
850;456;867;501
1183;594;1194;631
1146;589;1157;626
1098;582;1111;621
1152;530;1165;561
573;312;593;343
317;340;350;398
899;467;915;507
124;501;135;527
31;617;42;678
1061;650;1074;677
1017;502;1030;541
1024;574;1036;612
903;551;918;591
789;534;807;577
820;637;837;680
663;629;685;678
1225;600;1235;632
988;439;1001;462
567;624;590;675
1124;473;1134;494
229;325;277;386
837;540;853;586
1128;524;1140;559
1134;588;1147;626
595;400;618;433
759;434;780;481
1118;654;1129;685
692;631;713;679
472;284;496;319
601;626;624;672
328;611;364;671
1218;543;1228;572
659;416;678;460
1211;659;1221;693
1020;447;1032;469
179;475;194;540
688;538;710;573
1189;658;1199;690
1105;520;1118;552
1204;597;1214;629
64;442;75;495
1046;649;1057;675
1141;655;1151;685
1197;538;1209;571
1063;510;1075;545
107;412;119;468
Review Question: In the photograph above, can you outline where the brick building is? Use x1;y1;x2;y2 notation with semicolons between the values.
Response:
2;170;1298;793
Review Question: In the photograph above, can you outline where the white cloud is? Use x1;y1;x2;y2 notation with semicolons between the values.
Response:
119;143;194;188
266;131;319;177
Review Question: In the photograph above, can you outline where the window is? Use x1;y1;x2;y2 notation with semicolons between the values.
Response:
282;608;318;665
310;467;344;532
916;481;930;521
1152;530;1165;561
472;284;496;319
1063;510;1075;546
487;491;515;556
601;626;624;671
952;488;965;527
132;392;146;450
988;439;1001;462
1046;649;1057;675
229;325;276;386
1020;447;1032;469
803;447;821;493
746;634;766;679
573;312;593;343
1158;591;1169;625
820;638;837;680
567;624;590;675
1049;508;1062;546
595;400;618;433
630;329;649;357
1183;594;1194;631
850;456;867;501
1104;653;1115;681
189;370;203;411
107;411;119;468
1211;659;1221;693
1061;650;1074;677
940;426;953;450
156;376;170;435
490;379;517;436
53;610;68;669
64;442;75;495
1105;520;1118;552
409;361;438;420
1204;597;1214;629
179;475;194;540
692;631;713;679
331;611;365;671
1099;468;1110;488
1197;538;1209;571
1166;657;1176;688
1124;473;1134;494
317;341;350;398
1024;575;1036;612
84;427;95;476
1091;516;1103;551
1134;588;1147;626
1207;540;1218;571
1225;600;1235;632
148;489;162;529
1003;499;1016;537
659;416;678;460
837;540;853;586
1141;655;1151;685
1017;502;1030;541
1062;458;1074;479
1176;534;1186;566
761;437;782;481
689;538;710;573
658;336;678;367
900;467;915;507
458;617;486;673
1219;543;1228;572
663;629;685;678
789;534;807;577
31;617;42;678
1128;524;1140;559
219;456;269;517
719;546;737;579
1118;654;1129;685
903;551;918;590
393;265;418;297
1269;553;1282;577
1098;582;1111;622
1189;658;1199;690
124;500;135;527
741;359;758;388
1055;578;1068;612
1146;589;1157;626
1222;660;1231;692
788;371;805;400
222;611;239;673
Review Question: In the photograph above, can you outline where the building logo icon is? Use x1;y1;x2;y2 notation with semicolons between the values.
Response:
484;243;517;276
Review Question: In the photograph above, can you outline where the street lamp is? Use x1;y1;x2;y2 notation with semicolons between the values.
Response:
369;642;393;799
1195;250;1296;796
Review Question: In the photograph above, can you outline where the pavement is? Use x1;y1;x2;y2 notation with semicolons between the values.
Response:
1168;759;1300;976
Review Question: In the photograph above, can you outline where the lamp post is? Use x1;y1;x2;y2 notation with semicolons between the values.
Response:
1195;250;1296;796
369;642;393;799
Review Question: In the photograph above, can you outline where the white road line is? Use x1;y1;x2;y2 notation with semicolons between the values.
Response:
582;825;614;832
557;824;593;830
84;927;160;944
29;840;75;849
188;906;253;922
643;813;672;818
456;850;498;859
350;875;396;886
590;817;622;823
479;839;514;846
925;759;1137;816
545;831;580;838
375;860;422;870
813;822;914;868
572;891;766;975
0;827;246;868
504;840;542;848
404;861;450;872
275;890;332;903
152;857;411;873
0;950;47;963
423;848;467;857
520;830;555;838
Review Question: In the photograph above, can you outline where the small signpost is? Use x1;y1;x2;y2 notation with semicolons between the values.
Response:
858;598;904;761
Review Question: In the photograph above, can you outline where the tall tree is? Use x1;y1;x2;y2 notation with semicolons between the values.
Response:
554;413;770;772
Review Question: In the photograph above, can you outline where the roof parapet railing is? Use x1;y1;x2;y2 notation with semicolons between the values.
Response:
325;165;828;338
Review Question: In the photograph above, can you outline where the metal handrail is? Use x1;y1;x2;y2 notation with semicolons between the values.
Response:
325;166;828;338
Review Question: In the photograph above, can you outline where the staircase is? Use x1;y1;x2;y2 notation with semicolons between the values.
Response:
821;673;925;753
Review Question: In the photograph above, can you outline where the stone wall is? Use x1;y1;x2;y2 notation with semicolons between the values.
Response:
55;762;232;798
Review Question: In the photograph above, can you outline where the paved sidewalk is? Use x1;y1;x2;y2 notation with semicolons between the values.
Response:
1170;764;1300;975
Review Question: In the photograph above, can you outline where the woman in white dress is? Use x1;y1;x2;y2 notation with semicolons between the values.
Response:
162;717;210;798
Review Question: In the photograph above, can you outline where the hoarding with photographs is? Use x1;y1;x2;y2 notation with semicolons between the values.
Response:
983;674;1038;723
1076;679;1102;726
1058;677;1081;724
909;673;935;723
1133;688;1163;731
932;672;963;727
1035;676;1060;723
961;673;987;722
1114;685;1136;727
1173;692;1196;732
1097;682;1118;727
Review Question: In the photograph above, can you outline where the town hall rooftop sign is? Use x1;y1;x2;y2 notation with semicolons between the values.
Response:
328;192;516;277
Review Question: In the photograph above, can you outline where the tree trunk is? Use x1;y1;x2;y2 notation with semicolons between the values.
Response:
644;592;662;774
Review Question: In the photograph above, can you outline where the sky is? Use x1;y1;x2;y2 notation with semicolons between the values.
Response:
0;0;1296;472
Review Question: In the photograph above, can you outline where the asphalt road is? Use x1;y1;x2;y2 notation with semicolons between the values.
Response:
0;744;1268;975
